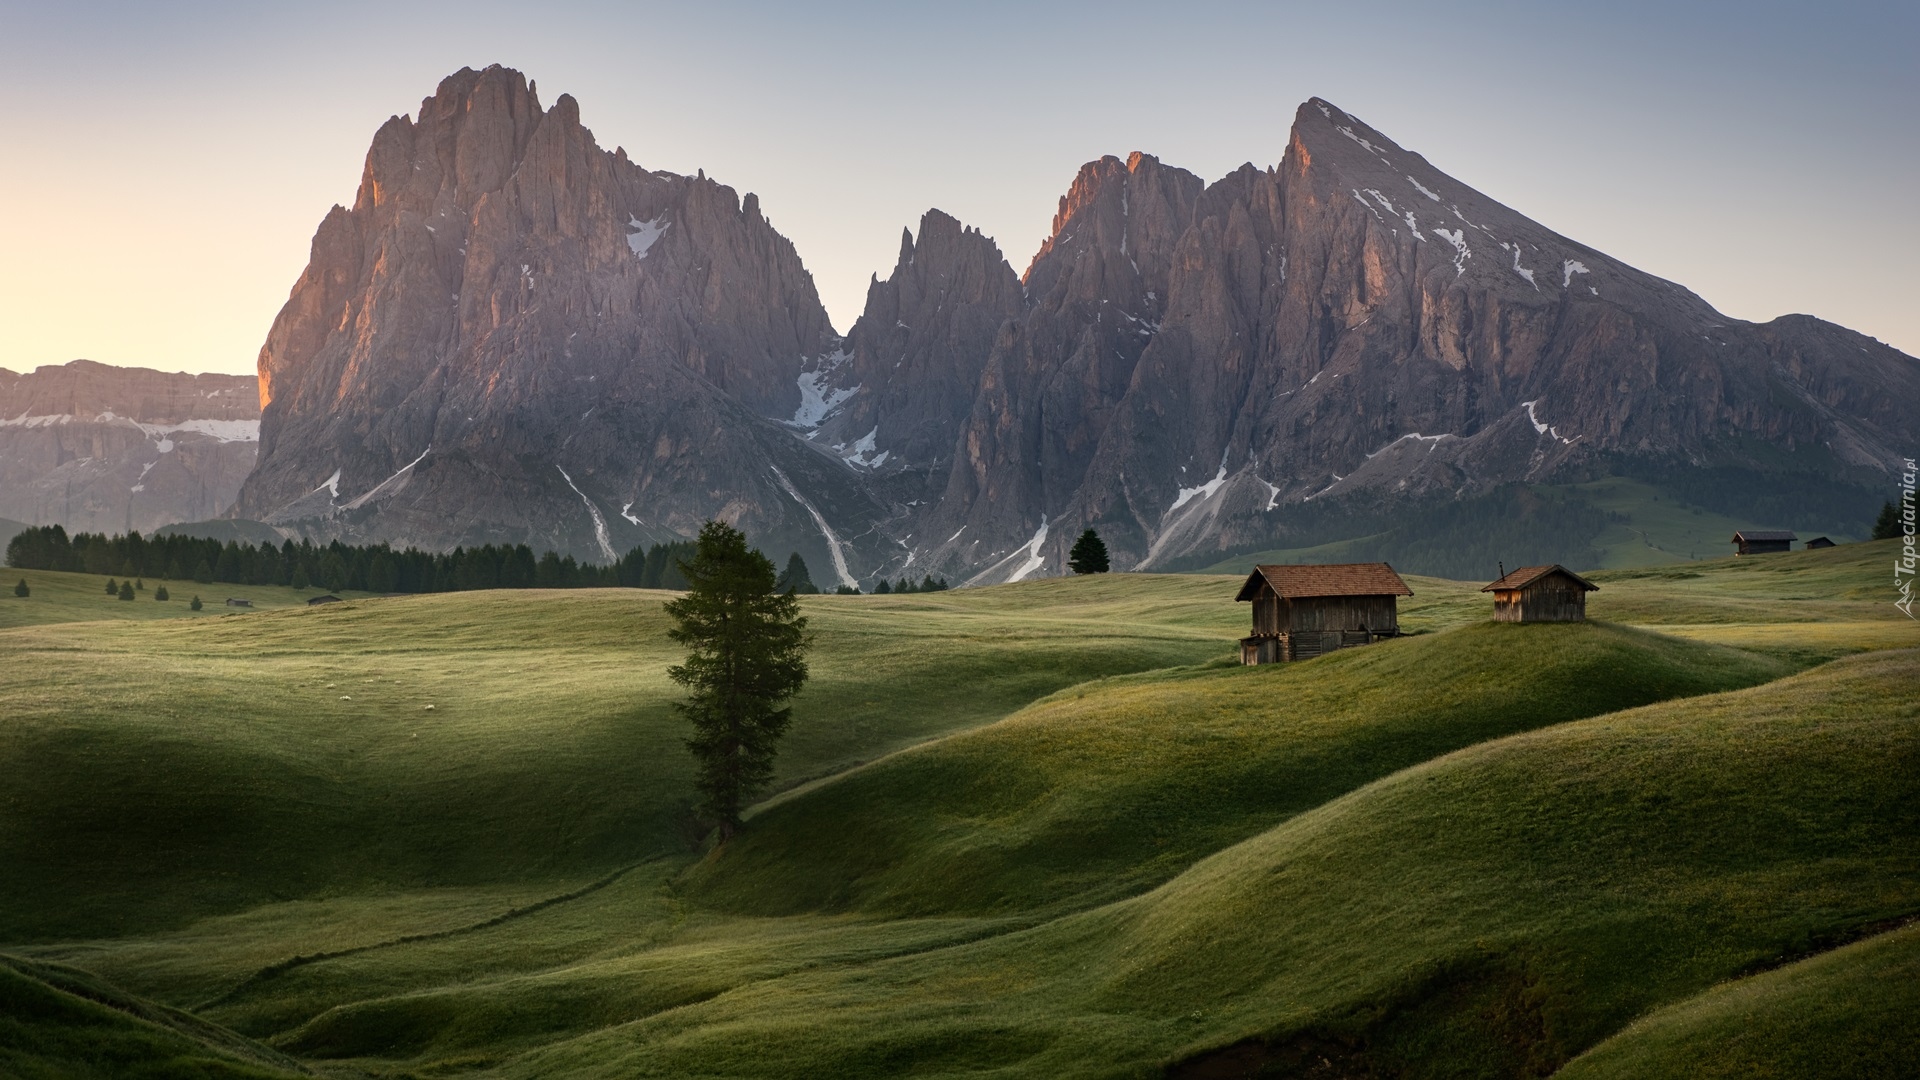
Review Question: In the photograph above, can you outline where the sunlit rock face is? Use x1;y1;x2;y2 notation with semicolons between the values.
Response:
854;102;1918;582
233;65;880;575
0;360;259;535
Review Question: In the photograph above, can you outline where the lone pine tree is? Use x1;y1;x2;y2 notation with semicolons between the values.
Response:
12;579;26;598
664;521;812;842
1069;529;1111;574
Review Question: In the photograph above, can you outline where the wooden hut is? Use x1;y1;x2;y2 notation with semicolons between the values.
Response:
1732;530;1796;555
1804;536;1836;550
1235;563;1412;665
307;594;343;606
1480;565;1598;623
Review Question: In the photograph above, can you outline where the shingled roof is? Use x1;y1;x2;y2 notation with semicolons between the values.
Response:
1235;562;1413;601
1732;530;1797;542
1479;564;1599;592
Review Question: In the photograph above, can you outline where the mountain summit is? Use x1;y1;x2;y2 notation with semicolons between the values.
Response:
231;65;874;578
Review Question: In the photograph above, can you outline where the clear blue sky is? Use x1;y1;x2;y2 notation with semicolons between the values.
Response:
2;0;1914;376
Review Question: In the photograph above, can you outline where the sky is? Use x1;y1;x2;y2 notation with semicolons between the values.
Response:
1;0;1915;377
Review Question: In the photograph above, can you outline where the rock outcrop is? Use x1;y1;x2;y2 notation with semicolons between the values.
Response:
231;65;873;578
0;360;259;535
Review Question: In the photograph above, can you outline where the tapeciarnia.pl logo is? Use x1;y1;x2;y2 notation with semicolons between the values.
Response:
1897;457;1917;620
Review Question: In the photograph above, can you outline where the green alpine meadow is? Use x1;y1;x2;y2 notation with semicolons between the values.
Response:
1;538;1916;1077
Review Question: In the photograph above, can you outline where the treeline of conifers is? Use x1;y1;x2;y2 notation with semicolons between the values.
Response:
4;525;700;594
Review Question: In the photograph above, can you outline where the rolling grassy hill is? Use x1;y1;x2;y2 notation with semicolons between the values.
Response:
1556;920;1920;1079
1;540;1915;1076
0;955;305;1080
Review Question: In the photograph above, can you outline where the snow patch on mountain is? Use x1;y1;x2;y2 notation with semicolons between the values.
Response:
626;214;669;259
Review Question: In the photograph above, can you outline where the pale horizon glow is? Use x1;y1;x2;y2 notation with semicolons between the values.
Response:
1;0;1915;378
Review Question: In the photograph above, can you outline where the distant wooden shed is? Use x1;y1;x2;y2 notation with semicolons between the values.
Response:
1804;536;1835;550
1235;563;1412;665
1481;564;1598;623
224;598;253;608
307;594;343;606
1733;530;1796;555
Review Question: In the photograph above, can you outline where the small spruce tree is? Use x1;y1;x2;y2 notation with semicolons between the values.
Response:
774;552;818;595
1873;500;1902;540
13;579;26;598
135;578;145;591
1068;529;1111;574
192;560;214;585
155;585;170;601
118;580;135;601
664;521;812;842
874;579;891;594
291;565;310;590
189;595;203;611
106;577;118;595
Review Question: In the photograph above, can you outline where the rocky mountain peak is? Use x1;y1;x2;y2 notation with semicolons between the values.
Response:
234;65;858;569
808;209;1024;483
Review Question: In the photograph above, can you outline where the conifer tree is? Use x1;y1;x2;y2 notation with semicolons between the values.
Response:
874;579;891;594
189;595;203;611
193;560;214;584
664;521;811;842
774;552;818;594
291;565;309;590
1069;529;1111;574
106;577;118;595
118;580;135;601
155;585;169;601
13;579;26;598
1873;500;1902;540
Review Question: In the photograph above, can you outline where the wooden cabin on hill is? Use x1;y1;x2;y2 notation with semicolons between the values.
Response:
1732;530;1796;555
1804;536;1836;550
1481;565;1598;623
1235;563;1412;665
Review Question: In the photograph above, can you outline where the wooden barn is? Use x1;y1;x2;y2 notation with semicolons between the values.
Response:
1804;536;1836;550
1481;564;1598;623
307;594;343;606
1732;530;1796;555
1235;563;1412;665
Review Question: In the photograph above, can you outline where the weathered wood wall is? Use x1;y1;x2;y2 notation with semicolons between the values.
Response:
1492;584;1587;623
1249;585;1400;635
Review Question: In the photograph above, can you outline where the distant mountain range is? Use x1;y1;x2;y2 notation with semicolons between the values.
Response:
12;66;1915;581
0;360;258;536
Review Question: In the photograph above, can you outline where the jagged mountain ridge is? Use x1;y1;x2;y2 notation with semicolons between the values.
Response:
0;360;259;536
818;100;1916;582
230;65;876;583
219;68;1915;580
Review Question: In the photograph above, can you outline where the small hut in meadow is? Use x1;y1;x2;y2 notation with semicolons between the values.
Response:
307;594;343;606
1480;565;1598;623
1804;536;1836;550
1235;563;1412;665
1732;530;1796;556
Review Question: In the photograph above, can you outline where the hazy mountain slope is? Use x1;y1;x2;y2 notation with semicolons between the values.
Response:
0;360;258;535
